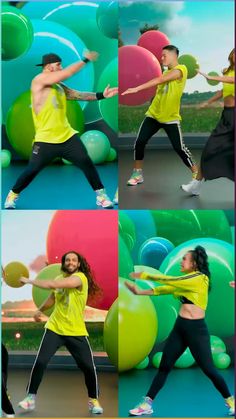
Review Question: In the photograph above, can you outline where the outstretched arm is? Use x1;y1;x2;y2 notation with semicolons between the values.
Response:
61;83;118;101
198;70;234;84
20;276;82;289
121;69;182;96
198;90;223;108
125;281;154;295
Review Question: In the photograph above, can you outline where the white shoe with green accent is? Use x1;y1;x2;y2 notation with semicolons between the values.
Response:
127;171;144;186
129;396;153;416
18;394;35;411
4;190;19;209
88;398;103;414
225;396;235;416
96;189;113;209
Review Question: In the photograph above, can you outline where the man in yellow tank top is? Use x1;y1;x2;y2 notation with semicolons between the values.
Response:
121;45;198;188
17;251;104;415
4;52;118;209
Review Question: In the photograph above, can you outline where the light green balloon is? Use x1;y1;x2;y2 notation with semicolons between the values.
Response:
119;235;134;279
1;149;11;168
103;298;118;367
96;1;118;39
32;264;61;316
210;335;226;354
152;352;163;368
213;353;231;369
175;348;195;368
106;147;117;162
119;212;136;251
135;356;149;370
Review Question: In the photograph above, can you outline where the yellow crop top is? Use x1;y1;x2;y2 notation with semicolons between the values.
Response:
223;69;234;98
140;271;209;310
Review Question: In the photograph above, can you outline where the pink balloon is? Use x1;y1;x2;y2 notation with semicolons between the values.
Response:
138;30;170;62
119;45;162;106
46;211;118;310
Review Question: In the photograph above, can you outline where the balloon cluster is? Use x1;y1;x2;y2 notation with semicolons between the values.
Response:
2;1;118;162
107;210;234;372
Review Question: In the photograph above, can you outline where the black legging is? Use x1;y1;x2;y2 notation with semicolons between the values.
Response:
134;117;195;168
27;329;99;398
2;343;15;415
147;316;231;400
12;134;104;194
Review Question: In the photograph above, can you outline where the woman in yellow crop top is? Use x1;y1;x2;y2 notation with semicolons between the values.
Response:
182;48;235;196
125;245;234;417
17;251;103;415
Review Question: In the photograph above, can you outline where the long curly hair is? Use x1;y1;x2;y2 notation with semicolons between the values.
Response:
190;246;211;291
223;48;235;74
61;251;102;301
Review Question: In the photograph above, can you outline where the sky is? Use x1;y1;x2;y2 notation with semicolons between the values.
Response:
119;0;235;93
2;211;54;303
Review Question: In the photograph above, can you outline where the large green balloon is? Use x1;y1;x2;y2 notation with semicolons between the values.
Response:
32;264;61;316
23;1;117;123
134;265;179;343
151;210;232;246
210;335;226;354
119;235;134;279
175;348;195;368
2;6;33;60
98;58;118;132
96;1;118;39
213;353;231;369
119;211;136;251
103;298;118;367
160;238;234;338
178;54;200;79
80;130;110;164
6;90;85;159
119;278;157;372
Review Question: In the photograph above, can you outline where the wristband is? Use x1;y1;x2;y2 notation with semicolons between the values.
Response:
96;92;105;100
140;272;149;280
82;57;90;64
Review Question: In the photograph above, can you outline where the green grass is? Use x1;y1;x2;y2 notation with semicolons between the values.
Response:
2;322;104;352
119;105;222;134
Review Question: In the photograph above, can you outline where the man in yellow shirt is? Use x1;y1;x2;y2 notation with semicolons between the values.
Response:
18;251;103;414
122;45;198;187
4;52;118;209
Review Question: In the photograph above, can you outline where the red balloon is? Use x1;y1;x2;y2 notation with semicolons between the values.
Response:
46;211;118;310
119;45;162;106
138;30;170;62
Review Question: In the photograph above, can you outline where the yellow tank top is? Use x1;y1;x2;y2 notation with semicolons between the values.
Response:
31;84;78;144
223;69;235;98
146;64;187;123
45;272;88;336
140;271;209;310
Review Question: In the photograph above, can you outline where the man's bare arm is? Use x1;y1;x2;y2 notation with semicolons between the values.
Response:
61;84;97;101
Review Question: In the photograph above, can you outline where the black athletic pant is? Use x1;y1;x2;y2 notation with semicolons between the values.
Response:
12;134;104;194
27;329;99;398
147;316;231;400
134;117;195;168
2;343;15;415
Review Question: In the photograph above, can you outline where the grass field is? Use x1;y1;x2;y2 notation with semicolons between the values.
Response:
2;322;105;352
119;105;222;134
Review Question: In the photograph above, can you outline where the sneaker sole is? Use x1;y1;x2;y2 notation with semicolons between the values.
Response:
127;181;144;186
96;203;114;209
18;404;35;412
129;409;153;416
90;409;104;414
180;186;200;196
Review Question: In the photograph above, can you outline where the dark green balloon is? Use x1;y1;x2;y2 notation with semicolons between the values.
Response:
119;211;136;251
119;235;134;279
178;54;200;79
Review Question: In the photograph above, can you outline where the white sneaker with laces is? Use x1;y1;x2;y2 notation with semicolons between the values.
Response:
181;179;204;196
18;394;36;411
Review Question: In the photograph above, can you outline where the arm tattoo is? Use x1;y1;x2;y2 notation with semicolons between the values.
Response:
61;84;97;101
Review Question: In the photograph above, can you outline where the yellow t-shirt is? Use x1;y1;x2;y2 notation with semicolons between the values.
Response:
146;64;187;123
223;69;235;98
45;272;88;336
140;271;209;310
31;84;78;144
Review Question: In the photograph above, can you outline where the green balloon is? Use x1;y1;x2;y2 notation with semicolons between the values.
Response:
210;335;226;354
32;264;61;316
1;149;11;168
151;210;232;246
230;227;234;245
2;6;34;60
152;352;163;368
98;58;118;132
119;277;157;372
178;54;200;79
207;72;220;86
96;1;118;39
160;238;234;338
119;235;134;278
80;130;110;164
104;298;118;367
135;265;179;343
175;348;195;368
106;147;117;162
135;356;149;370
119;212;136;251
213;353;231;369
6;90;85;159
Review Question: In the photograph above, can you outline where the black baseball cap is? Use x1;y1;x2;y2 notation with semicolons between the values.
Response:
36;53;62;67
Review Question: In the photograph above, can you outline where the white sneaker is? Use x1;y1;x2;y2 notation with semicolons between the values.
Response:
129;396;153;416
88;398;103;414
18;394;35;411
127;170;144;186
96;189;114;209
181;179;204;196
225;396;235;416
4;190;19;209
